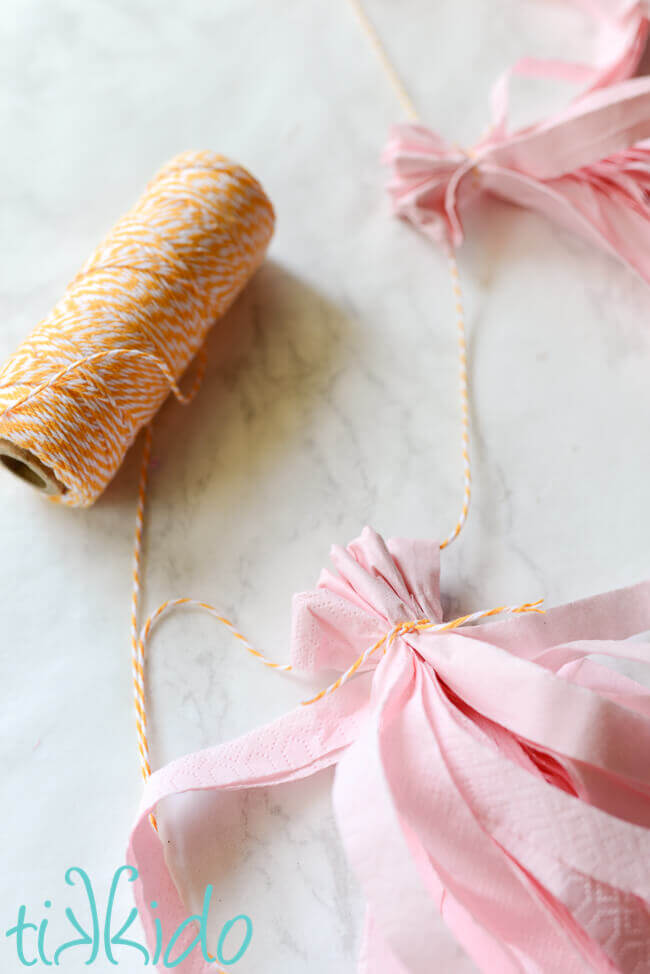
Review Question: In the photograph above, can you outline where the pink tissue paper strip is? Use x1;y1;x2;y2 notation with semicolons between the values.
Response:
383;3;650;282
128;527;650;972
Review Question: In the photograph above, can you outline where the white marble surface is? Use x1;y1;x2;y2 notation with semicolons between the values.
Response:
1;1;650;971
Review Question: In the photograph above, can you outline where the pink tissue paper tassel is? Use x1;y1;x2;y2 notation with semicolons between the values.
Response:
383;0;650;281
128;528;650;973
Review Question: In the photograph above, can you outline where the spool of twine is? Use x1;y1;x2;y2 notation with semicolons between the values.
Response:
0;151;274;506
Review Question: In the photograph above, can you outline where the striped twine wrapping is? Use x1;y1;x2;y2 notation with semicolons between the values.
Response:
0;151;275;507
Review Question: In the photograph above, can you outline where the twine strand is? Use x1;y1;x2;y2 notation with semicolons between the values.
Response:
440;246;472;549
128;4;534;808
130;348;233;791
301;600;544;706
131;426;152;783
348;0;473;551
347;0;419;121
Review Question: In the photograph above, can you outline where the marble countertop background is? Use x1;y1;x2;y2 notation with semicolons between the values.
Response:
1;1;649;971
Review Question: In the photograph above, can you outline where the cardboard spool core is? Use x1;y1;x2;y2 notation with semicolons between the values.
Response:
0;439;65;497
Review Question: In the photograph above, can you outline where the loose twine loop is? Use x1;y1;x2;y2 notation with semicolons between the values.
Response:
130;236;479;786
131;2;545;800
129;224;480;786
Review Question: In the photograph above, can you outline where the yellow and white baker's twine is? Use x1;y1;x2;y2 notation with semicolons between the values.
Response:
0;152;274;507
348;0;472;550
132;528;544;787
440;246;472;549
301;600;544;706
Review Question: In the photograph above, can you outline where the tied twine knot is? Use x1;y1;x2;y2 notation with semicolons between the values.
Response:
134;594;544;763
302;599;545;706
